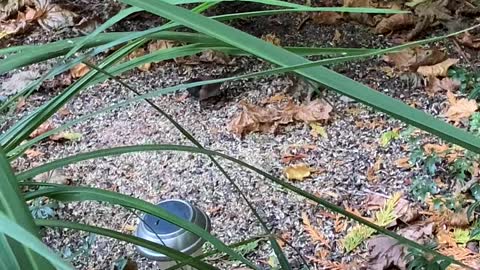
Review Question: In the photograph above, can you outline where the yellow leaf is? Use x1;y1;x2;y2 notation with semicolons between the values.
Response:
417;58;459;77
284;164;311;180
309;122;328;138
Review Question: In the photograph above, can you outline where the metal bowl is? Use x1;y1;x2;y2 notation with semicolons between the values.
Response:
134;199;211;261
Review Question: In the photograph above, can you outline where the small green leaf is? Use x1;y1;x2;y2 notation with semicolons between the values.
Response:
453;229;470;245
379;130;400;148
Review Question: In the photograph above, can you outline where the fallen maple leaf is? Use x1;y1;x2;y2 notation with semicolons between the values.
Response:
70;63;90;78
417;58;459;77
301;212;331;247
311;12;342;25
375;14;415;34
444;91;477;123
284;164;312;181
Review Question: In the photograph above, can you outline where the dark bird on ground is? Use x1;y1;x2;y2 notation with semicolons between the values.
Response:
186;77;223;102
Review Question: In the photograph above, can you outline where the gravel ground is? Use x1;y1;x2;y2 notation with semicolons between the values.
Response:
2;0;480;269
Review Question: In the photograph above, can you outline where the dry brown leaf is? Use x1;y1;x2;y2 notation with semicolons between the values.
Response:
229;100;332;137
417;58;459;77
70;63;90;78
414;0;452;21
301;212;331;247
311;12;342;25
33;169;69;185
383;48;446;71
262;33;281;46
457;32;480;49
29;122;54;138
0;0;24;20
375;14;415;34
332;29;342;44
198;49;231;65
366;157;383;182
127;47;151;71
37;4;77;31
395;157;412;169
284;164;312;181
445;209;470;228
426;76;460;95
294;99;332;122
307;255;350;270
261;94;289;104
57;106;71;117
147;40;174;52
437;229;457;247
444;91;478;123
0;4;43;36
15;97;26;111
366;193;420;225
423;143;449;156
343;0;377;26
334;216;348;233
368;223;434;270
25;148;44;158
281;153;308;164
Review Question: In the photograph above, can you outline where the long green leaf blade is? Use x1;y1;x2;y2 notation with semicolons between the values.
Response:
120;0;480;154
0;212;72;270
17;144;473;269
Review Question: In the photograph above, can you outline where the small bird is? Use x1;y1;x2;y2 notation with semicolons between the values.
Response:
186;77;223;102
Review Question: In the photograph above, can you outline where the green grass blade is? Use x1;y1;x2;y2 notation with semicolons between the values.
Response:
0;234;21;270
1;39;144;152
0;212;73;270
4;35;467;158
17;144;473;269
23;185;259;269
83;60;293;270
35;219;217;270
120;0;480;154
64;7;143;59
0;147;54;270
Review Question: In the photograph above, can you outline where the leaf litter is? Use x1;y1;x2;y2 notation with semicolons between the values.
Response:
229;99;332;137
